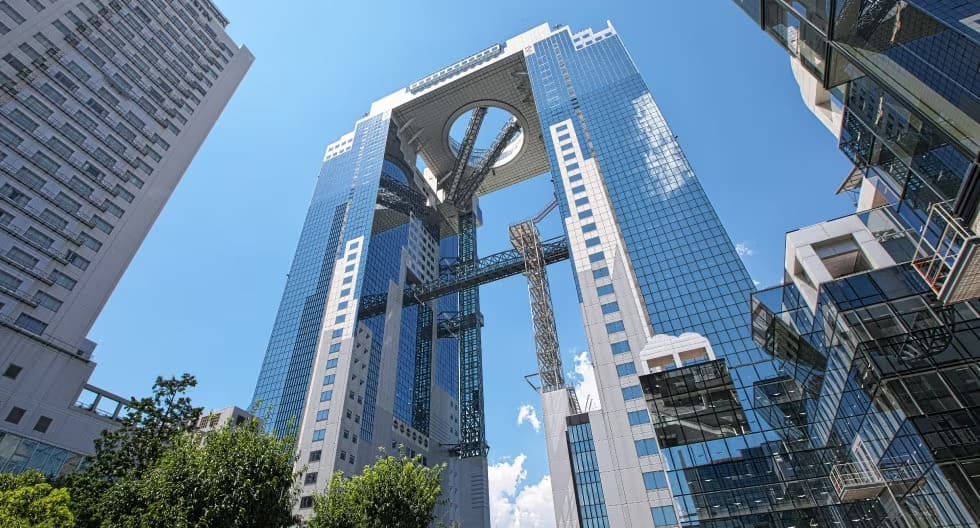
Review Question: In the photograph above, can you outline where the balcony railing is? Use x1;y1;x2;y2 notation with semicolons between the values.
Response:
913;201;980;305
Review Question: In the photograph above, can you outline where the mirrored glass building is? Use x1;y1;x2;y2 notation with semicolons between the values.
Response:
732;1;980;526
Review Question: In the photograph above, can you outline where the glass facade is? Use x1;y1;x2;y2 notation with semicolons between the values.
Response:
251;114;388;437
567;415;610;528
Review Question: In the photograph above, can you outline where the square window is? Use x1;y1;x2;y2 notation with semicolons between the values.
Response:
312;429;326;441
326;359;338;369
616;362;637;377
328;343;341;353
33;416;52;433
601;302;619;314
628;410;650;425
320;390;333;402
606;320;626;334
611;340;630;354
316;410;329;421
309;450;322;462
635;438;658;456
299;496;314;509
304;472;318;485
2;364;22;379
622;385;643;400
5;406;25;424
323;374;335;385
643;471;668;490
652;506;677;526
331;329;343;338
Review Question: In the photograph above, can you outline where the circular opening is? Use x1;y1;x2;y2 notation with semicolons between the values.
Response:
448;106;524;168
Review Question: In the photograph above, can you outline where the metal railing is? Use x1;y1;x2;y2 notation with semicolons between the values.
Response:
913;201;980;304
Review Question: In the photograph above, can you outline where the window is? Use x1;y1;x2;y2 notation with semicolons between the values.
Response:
628;410;650;425
601;302;619;314
339;451;346;461
33;416;51;433
320;390;332;402
7;247;38;268
328;343;341;353
340;289;350;297
342;276;352;285
606;321;626;334
331;329;343;338
571;185;586;194
622;385;643;400
33;291;62;312
566;162;579;171
585;237;601;248
5;406;25;424
323;374;335;385
312;429;325;441
337;301;348;310
597;284;615;296
0;270;22;292
24;228;53;249
299;496;313;509
592;268;609;279
588;252;604;263
66;251;89;271
574;197;589;206
611;340;630;355
652;506;677;526
325;359;338;369
316;410;328;422
344;264;355;272
635;438;658;456
308;450;321;462
3;364;22;379
616;362;637;377
578;209;593;219
643;471;668;490
582;223;597;233
15;313;46;335
49;270;76;290
304;472;317;485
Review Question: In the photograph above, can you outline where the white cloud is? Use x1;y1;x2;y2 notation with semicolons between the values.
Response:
516;404;541;433
488;454;556;528
567;350;601;411
735;242;754;257
753;279;761;287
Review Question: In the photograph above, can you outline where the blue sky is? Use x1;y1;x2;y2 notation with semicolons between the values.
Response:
89;1;854;523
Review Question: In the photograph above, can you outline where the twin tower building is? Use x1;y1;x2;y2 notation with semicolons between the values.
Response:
2;2;979;527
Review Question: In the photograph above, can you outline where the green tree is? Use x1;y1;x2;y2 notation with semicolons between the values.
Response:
102;417;299;528
310;453;445;528
63;374;202;527
0;470;74;528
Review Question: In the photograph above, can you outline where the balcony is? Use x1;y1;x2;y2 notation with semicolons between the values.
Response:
829;461;922;503
913;201;980;305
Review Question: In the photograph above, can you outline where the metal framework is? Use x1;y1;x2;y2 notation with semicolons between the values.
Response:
357;236;570;320
444;107;487;198
454;117;521;210
509;219;565;392
412;304;434;435
455;212;486;457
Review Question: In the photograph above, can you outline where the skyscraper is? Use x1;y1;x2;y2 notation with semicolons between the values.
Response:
0;0;251;476
730;1;980;527
251;21;795;527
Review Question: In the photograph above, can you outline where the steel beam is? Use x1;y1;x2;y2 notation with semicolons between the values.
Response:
454;117;521;209
444;107;487;196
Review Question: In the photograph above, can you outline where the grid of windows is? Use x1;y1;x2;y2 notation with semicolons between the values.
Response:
567;420;609;527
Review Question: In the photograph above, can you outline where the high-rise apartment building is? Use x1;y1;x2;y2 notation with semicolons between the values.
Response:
727;2;980;527
0;0;251;476
250;21;787;527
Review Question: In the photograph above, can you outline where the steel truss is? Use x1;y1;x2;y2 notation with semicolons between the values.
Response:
357;236;570;320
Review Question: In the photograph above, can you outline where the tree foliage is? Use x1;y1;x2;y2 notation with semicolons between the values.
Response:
96;417;299;528
64;374;202;528
310;453;445;528
0;470;74;528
